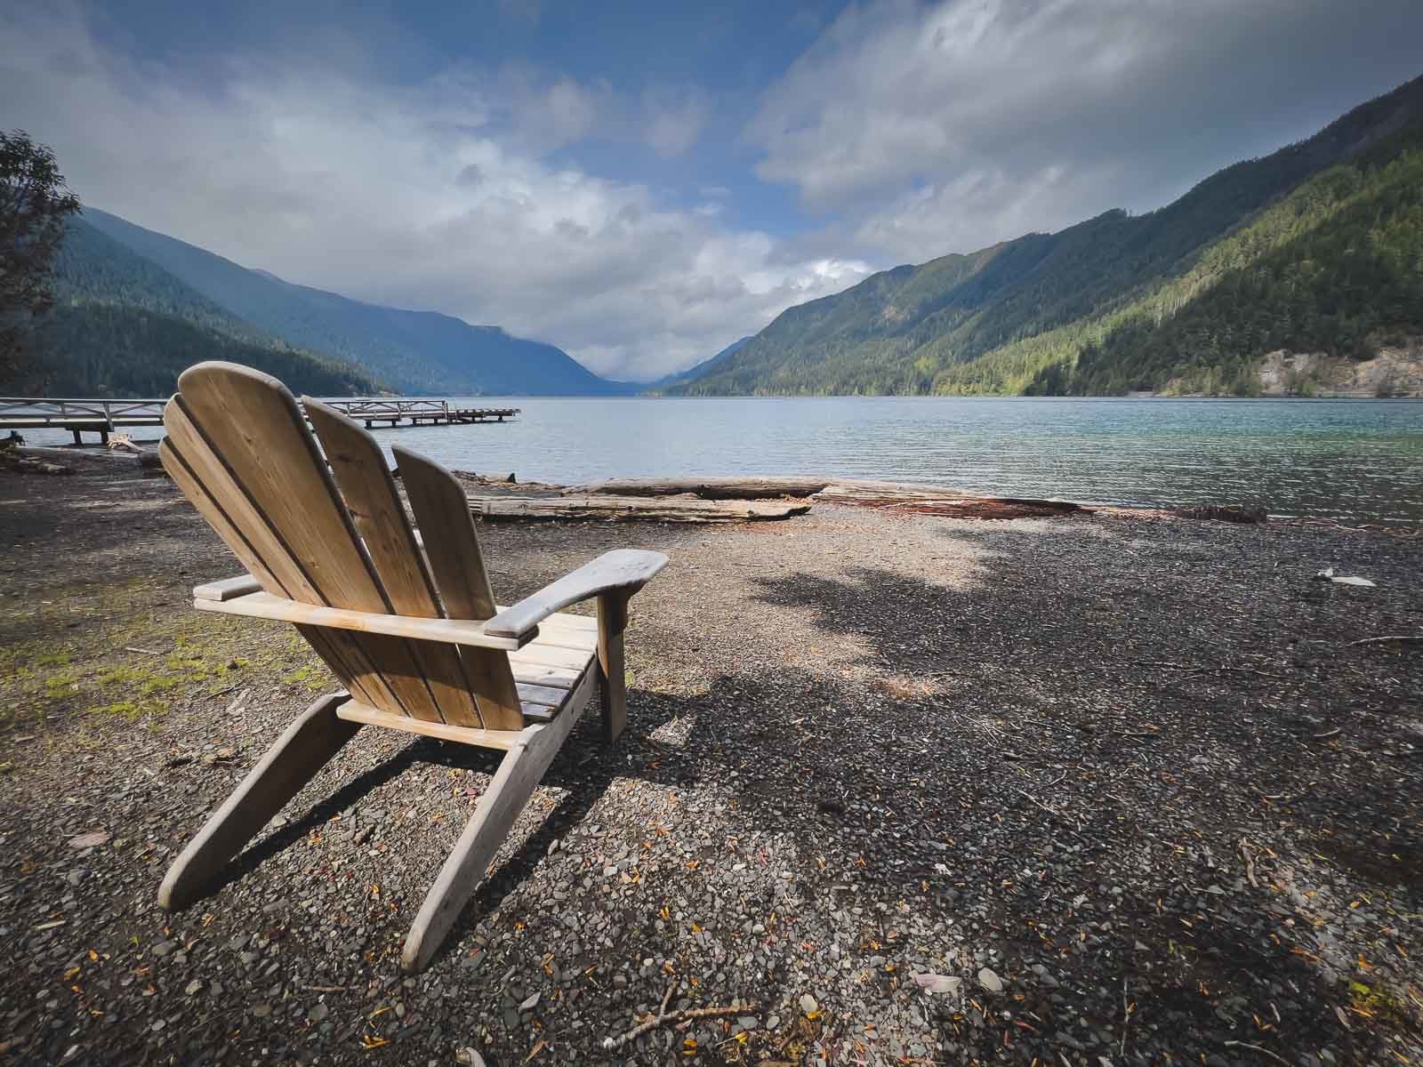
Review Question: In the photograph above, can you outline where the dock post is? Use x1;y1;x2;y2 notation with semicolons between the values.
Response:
72;428;82;446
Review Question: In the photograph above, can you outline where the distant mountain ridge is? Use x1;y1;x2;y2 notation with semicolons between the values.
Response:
10;217;379;396
76;208;624;396
642;336;752;393
673;73;1423;397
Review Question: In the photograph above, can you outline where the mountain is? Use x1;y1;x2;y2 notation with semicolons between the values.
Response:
80;209;619;396
4;217;379;397
673;74;1423;397
641;336;752;393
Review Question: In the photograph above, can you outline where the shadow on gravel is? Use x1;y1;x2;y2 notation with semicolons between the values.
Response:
203;744;431;901
202;689;708;971
405;697;708;969
723;554;1423;1062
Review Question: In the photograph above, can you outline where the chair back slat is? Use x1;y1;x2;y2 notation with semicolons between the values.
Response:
163;363;449;723
175;364;387;610
160;404;400;713
304;400;484;729
394;445;524;731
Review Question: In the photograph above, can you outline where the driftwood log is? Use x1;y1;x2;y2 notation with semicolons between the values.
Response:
816;480;1088;519
565;476;831;499
816;479;996;502
468;494;810;523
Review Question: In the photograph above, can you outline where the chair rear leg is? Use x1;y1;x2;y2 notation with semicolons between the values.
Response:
158;692;361;911
401;704;581;972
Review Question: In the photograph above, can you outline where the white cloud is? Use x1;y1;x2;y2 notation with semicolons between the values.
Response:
642;88;710;159
748;0;1423;260
0;4;869;380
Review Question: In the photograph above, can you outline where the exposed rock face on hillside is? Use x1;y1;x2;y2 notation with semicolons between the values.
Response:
1257;341;1423;397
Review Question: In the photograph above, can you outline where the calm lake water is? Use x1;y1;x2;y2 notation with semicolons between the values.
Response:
36;396;1423;523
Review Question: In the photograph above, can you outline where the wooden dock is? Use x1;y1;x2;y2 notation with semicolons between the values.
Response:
0;397;520;445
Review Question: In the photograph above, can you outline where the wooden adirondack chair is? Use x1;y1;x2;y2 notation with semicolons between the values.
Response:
154;362;667;971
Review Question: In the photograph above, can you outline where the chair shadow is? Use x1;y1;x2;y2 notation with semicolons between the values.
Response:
186;685;701;971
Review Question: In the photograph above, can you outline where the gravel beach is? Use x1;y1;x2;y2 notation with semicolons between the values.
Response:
1;461;1420;1066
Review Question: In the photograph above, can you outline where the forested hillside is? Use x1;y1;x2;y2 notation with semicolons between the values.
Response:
3;218;378;396
674;74;1423;397
81;209;622;396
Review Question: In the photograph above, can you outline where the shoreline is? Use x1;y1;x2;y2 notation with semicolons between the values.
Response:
2;460;1421;1064
14;444;1423;531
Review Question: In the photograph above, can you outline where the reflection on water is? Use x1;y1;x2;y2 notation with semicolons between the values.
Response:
32;396;1423;523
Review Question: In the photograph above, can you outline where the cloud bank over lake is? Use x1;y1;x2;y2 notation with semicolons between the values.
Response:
4;0;1421;379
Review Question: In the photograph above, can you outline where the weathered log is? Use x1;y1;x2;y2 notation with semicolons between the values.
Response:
813;479;977;502
468;494;811;523
815;481;1088;519
565;476;829;500
857;498;1089;519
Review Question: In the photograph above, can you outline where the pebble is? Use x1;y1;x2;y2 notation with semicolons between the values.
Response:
978;967;1003;993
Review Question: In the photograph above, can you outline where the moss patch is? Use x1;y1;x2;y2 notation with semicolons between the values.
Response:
0;575;327;730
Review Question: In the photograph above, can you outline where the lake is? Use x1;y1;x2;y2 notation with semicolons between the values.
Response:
29;396;1423;523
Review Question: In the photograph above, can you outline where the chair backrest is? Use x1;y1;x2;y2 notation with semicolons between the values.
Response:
159;361;525;730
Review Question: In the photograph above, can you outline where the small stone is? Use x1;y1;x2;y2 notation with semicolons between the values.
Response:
184;980;203;996
978;967;1003;993
150;940;175;958
519;992;540;1012
799;994;819;1015
309;1003;329;1023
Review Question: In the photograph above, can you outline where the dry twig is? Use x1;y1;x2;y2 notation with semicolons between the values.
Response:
1346;635;1422;647
1016;789;1062;817
1238;838;1259;889
1131;660;1283;679
1223;1040;1292;1065
1120;975;1132;1057
601;983;754;1051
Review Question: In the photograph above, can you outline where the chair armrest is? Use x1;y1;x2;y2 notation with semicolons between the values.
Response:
484;549;668;639
194;574;262;601
193;590;528;650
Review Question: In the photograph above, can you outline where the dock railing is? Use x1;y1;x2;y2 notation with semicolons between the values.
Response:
0;396;519;443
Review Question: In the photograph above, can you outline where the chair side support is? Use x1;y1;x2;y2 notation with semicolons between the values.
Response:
400;663;593;972
158;693;360;911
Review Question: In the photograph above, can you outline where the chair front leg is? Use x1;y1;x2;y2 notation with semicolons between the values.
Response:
596;589;630;741
401;696;582;972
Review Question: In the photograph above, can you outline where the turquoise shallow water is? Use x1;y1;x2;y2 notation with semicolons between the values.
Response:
29;396;1423;523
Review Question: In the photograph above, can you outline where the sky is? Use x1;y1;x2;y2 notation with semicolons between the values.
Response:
3;0;1422;381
